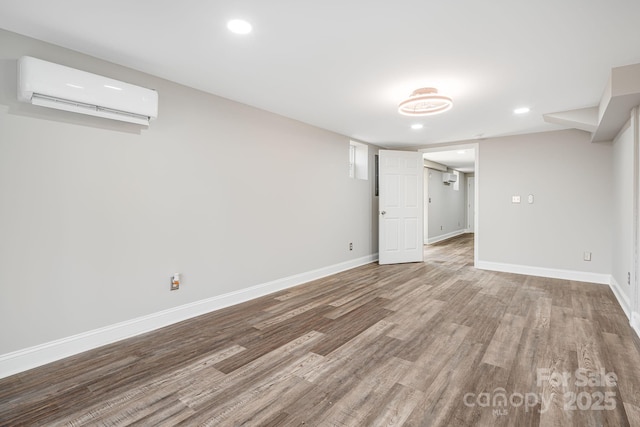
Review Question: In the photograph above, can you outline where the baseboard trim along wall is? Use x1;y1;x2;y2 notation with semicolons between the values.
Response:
475;261;611;285
631;312;640;340
609;276;632;318
0;253;378;379
427;229;466;245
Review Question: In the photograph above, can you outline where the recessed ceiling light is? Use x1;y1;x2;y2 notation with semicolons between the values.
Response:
457;150;466;154
227;19;252;34
411;123;424;130
514;107;530;114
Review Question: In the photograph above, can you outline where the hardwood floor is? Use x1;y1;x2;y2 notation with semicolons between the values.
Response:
2;234;640;426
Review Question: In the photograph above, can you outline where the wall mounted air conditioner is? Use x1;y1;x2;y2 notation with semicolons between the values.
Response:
443;172;458;183
17;56;158;126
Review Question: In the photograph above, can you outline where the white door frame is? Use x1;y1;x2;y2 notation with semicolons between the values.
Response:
467;176;476;233
424;169;429;244
632;106;640;335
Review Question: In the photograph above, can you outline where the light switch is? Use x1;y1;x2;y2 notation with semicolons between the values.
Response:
512;195;521;204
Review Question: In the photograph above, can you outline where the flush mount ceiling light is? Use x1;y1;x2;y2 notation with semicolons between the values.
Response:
514;107;530;114
411;123;424;130
398;87;453;116
227;19;252;34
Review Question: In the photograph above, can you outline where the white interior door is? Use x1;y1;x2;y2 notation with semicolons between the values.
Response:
467;177;475;232
379;150;424;265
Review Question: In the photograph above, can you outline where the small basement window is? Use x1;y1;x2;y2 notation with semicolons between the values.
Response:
349;140;368;180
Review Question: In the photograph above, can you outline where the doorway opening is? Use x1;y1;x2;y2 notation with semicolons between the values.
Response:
421;144;478;266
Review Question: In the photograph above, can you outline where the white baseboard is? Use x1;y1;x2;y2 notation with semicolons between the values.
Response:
427;229;466;245
0;253;378;379
632;311;640;340
475;261;611;285
609;276;632;318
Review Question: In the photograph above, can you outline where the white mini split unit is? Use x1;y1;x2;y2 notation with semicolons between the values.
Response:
443;172;458;184
17;56;158;126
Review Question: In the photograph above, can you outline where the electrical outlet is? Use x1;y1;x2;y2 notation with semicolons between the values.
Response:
349;242;353;251
583;252;591;262
628;272;631;285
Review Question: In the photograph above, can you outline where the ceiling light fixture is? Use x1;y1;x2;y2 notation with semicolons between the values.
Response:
227;19;252;35
514;107;530;114
411;123;424;130
398;87;453;116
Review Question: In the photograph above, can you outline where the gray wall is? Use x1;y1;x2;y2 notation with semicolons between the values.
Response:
0;29;379;354
425;168;467;242
478;129;612;274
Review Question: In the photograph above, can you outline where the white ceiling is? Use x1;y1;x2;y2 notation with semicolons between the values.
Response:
2;1;640;148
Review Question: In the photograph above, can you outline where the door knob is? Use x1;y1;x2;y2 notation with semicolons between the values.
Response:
381;211;386;215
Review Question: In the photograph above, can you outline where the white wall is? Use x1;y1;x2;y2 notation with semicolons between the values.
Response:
0;29;379;357
425;168;467;243
611;116;634;313
477;129;612;281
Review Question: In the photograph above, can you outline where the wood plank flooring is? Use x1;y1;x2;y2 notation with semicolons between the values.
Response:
2;233;640;426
